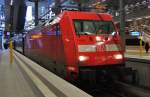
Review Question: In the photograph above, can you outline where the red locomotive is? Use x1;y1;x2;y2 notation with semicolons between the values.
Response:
23;11;125;82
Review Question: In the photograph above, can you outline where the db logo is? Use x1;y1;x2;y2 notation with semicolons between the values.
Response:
96;45;105;52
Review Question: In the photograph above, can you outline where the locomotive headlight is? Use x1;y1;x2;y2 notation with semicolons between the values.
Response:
114;54;123;59
96;36;101;41
79;56;89;61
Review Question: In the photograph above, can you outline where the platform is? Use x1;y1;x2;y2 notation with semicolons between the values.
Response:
125;46;150;60
0;50;92;97
0;50;37;97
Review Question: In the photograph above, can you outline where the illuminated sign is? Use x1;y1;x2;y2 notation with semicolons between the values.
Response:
7;32;10;35
130;31;140;36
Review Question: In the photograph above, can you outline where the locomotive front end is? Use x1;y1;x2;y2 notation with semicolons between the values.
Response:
73;19;125;81
74;20;125;66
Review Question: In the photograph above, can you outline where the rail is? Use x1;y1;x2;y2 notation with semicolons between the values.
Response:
116;81;150;97
125;56;150;87
14;51;92;97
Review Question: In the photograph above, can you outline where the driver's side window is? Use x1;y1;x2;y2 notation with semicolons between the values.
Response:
83;21;94;33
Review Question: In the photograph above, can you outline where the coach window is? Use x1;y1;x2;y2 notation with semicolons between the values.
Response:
56;24;60;36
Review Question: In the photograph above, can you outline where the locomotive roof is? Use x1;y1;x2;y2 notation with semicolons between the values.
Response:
29;11;113;32
63;11;112;20
45;11;112;26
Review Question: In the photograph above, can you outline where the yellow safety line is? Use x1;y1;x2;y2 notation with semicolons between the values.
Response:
9;40;13;64
139;36;143;56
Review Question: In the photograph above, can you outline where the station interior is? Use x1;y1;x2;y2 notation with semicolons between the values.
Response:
0;0;150;97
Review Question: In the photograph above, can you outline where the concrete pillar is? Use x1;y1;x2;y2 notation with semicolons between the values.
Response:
5;0;26;32
54;0;61;15
35;0;39;26
120;0;126;50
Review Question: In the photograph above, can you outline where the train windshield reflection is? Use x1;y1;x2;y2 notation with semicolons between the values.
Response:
74;20;115;35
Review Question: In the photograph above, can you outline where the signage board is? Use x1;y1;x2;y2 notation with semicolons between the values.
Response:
130;31;140;36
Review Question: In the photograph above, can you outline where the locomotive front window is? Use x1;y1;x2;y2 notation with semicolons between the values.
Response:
74;20;115;35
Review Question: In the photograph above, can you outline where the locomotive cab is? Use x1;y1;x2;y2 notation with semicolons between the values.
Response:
61;12;125;81
74;20;124;66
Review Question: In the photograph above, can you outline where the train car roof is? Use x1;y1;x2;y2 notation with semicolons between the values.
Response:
45;11;113;26
28;11;113;32
63;11;113;21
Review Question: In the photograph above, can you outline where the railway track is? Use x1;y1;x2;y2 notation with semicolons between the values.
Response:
125;57;150;87
92;82;131;97
82;81;150;97
92;89;129;97
115;81;150;97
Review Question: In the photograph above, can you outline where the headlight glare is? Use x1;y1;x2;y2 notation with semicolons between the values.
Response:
79;56;89;61
114;54;123;59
